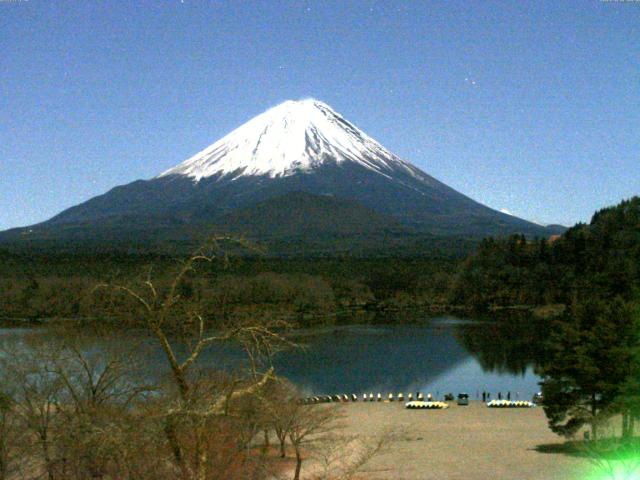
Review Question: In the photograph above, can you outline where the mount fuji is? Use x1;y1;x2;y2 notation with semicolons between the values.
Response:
0;99;563;254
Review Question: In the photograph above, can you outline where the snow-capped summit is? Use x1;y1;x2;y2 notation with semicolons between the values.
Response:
159;98;419;182
0;98;564;252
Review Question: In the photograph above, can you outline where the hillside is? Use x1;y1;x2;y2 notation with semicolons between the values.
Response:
451;196;640;309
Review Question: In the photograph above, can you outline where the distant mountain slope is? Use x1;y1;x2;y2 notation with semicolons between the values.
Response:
0;99;564;254
217;191;402;238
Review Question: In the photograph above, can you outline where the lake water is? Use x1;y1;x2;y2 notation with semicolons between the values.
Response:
0;315;546;401
273;318;545;399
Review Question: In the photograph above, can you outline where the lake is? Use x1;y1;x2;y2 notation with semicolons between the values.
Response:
0;315;547;401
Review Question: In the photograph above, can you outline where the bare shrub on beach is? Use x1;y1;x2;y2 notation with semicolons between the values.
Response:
287;403;343;480
252;378;399;480
0;390;22;480
0;327;159;480
312;428;398;480
263;379;300;459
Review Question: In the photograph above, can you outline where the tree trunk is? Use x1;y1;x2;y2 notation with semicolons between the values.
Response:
196;447;207;480
280;437;286;458
293;449;302;480
261;429;270;455
591;393;598;441
0;449;6;480
622;412;630;439
40;435;55;480
164;417;191;480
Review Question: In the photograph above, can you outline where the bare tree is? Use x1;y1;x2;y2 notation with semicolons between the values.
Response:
287;404;342;480
311;429;397;480
0;390;21;480
97;238;294;480
51;328;153;415
51;329;154;479
262;379;299;459
236;313;296;454
0;336;65;480
264;381;398;480
0;327;159;480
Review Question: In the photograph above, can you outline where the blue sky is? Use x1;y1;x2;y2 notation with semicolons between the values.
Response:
1;0;638;230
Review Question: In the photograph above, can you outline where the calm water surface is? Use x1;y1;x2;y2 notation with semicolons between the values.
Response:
0;316;546;400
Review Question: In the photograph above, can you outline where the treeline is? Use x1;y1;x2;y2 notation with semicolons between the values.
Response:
2;197;638;324
452;197;640;309
0;253;459;325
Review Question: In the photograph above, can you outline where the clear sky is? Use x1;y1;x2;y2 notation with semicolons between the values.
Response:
1;0;638;230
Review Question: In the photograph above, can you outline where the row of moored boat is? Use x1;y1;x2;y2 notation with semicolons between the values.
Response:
301;392;434;404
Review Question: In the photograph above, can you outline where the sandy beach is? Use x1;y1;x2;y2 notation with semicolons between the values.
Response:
334;401;592;480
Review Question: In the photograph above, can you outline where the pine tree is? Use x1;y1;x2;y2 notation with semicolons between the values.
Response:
616;304;640;439
538;298;637;440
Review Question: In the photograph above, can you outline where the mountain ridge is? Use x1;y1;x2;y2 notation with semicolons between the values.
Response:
0;99;565;255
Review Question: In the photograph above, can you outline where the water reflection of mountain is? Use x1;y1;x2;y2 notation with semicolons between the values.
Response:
0;318;548;397
270;325;471;394
65;325;470;394
454;318;550;376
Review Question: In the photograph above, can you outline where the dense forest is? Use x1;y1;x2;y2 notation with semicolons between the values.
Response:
2;197;638;325
0;251;460;325
452;196;640;309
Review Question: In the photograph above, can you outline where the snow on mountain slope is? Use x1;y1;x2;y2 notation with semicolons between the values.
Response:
0;97;565;252
159;98;422;182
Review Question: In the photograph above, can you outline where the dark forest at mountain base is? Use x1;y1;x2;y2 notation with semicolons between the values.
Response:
0;251;462;325
1;197;637;328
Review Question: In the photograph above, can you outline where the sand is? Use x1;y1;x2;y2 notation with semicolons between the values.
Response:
334;401;592;480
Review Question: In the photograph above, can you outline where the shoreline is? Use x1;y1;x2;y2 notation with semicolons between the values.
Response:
332;400;591;480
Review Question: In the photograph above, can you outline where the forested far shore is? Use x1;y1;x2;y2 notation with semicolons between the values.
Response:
0;251;464;325
1;197;638;326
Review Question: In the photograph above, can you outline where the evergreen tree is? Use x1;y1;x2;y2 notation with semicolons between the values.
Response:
538;298;638;439
616;304;640;439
